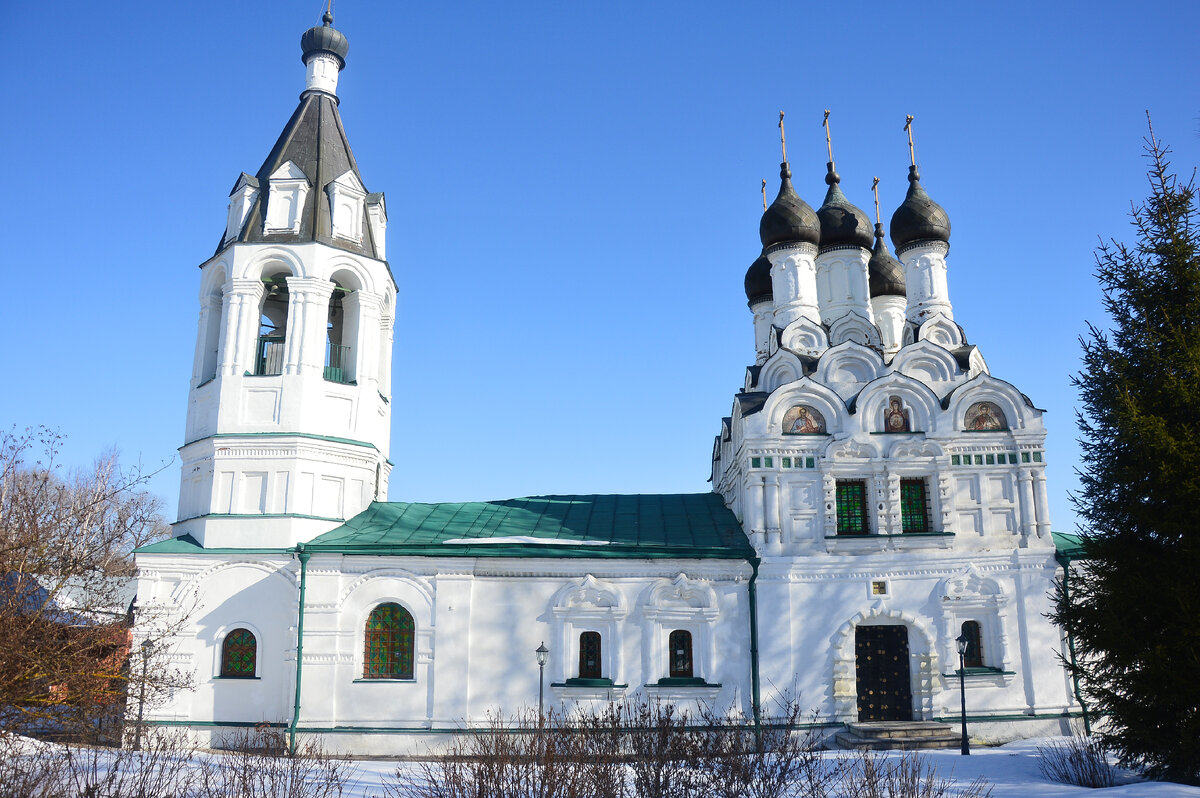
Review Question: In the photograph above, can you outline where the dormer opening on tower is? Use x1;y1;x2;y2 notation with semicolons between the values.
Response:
264;161;309;234
255;272;290;376
325;270;361;384
327;170;367;243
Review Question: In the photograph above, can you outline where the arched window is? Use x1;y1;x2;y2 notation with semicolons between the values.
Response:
960;620;984;668
324;279;355;384
220;628;257;678
668;630;693;678
363;603;415;679
255;274;289;376
578;631;602;679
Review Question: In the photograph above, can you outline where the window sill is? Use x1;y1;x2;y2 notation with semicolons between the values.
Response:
352;678;416;684
213;675;260;681
551;681;629;700
556;678;618;688
649;678;720;688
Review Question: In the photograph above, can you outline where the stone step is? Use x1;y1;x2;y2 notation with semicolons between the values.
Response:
834;721;963;751
834;730;964;751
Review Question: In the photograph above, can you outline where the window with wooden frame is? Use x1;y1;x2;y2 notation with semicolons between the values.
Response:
900;478;932;533
960;620;984;668
836;480;870;535
219;628;257;678
668;630;694;678
363;603;415;679
578;631;602;679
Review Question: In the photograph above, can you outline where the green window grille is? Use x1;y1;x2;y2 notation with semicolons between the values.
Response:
1021;451;1031;463
254;335;286;376
324;341;353;384
579;631;602;679
960;620;984;668
1033;451;1043;462
669;630;694;678
835;480;869;535
220;628;257;678
951;455;961;465
363;603;415;679
901;479;931;533
782;457;791;468
805;457;815;469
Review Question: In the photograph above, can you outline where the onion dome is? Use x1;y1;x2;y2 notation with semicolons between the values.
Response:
301;11;349;68
744;251;773;305
759;163;820;248
890;165;950;250
816;164;874;250
868;223;906;297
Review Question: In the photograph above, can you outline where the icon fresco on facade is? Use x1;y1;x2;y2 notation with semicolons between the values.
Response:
965;401;1007;431
883;396;911;433
783;405;826;434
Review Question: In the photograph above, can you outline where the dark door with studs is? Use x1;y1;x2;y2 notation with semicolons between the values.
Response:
854;625;913;721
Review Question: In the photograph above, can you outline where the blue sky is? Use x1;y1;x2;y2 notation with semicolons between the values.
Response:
3;0;1198;534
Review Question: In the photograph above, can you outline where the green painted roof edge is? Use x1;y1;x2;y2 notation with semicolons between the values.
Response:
1052;531;1088;561
302;542;752;559
180;431;380;452
134;534;290;556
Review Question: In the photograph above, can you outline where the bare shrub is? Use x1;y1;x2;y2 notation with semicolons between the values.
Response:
0;732;64;798
55;730;200;797
696;701;840;798
1037;734;1118;788
196;726;359;798
836;750;991;798
623;700;703;798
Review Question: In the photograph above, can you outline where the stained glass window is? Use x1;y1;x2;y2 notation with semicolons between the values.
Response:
669;630;693;678
836;481;869;535
900;479;930;533
363;603;415;679
960;621;984;668
220;628;257;678
579;631;602;679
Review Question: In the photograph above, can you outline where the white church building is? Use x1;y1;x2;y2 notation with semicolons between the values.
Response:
133;14;1083;753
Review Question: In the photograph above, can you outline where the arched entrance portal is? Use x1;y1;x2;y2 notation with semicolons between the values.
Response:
855;625;913;721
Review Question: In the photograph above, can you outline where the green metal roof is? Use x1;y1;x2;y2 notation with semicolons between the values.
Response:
1052;531;1088;562
305;494;754;559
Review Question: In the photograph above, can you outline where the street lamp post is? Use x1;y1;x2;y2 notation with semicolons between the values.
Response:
133;639;152;751
955;633;970;756
535;642;549;722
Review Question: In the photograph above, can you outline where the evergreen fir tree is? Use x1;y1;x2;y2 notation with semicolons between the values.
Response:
1052;118;1200;784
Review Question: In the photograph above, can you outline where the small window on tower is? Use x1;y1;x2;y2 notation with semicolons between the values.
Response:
264;161;309;234
327;170;368;243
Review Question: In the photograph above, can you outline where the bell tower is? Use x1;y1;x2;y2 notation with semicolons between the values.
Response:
177;12;395;549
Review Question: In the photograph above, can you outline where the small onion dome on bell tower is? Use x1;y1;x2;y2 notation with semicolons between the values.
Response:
816;164;874;250
759;163;821;248
890;165;951;250
302;11;349;70
744;250;773;305
868;223;906;297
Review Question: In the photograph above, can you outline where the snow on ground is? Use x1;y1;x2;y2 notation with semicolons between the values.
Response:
5;735;1199;796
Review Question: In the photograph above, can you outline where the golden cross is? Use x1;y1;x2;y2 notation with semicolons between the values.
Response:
904;115;916;167
761;179;768;211
778;111;788;163
871;176;881;225
822;109;834;165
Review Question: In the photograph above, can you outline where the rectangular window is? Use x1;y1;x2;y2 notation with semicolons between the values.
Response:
1021;451;1031;463
985;453;995;465
951;455;961;465
579;631;602;679
805;457;815;469
751;457;761;468
763;457;773;468
974;455;984;465
1008;453;1018;464
836;480;870;535
901;479;931;533
782;457;791;468
1033;451;1043;463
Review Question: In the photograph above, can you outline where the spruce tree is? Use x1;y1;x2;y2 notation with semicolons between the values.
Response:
1052;119;1200;784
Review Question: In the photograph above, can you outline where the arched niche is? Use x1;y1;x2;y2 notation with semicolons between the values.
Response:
759;349;805;393
943;375;1034;433
763;379;846;436
890;340;962;387
813;342;884;401
855;374;941;434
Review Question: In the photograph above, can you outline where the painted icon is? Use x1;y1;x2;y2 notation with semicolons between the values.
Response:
783;405;826;434
965;401;1007;431
884;395;911;433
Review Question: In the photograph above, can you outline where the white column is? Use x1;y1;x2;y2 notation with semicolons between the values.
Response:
1017;468;1036;538
1033;469;1051;539
349;291;384;386
750;299;773;365
816;248;874;327
285;277;335;376
769;244;820;329
899;241;953;325
764;474;780;552
224;280;264;376
746;474;766;551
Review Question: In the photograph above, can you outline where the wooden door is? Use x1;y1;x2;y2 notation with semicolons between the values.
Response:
855;625;913;721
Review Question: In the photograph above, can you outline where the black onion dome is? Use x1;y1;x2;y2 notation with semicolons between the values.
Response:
744;251;773;304
759;164;820;248
890;165;950;250
301;11;349;68
868;223;906;297
816;166;874;250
